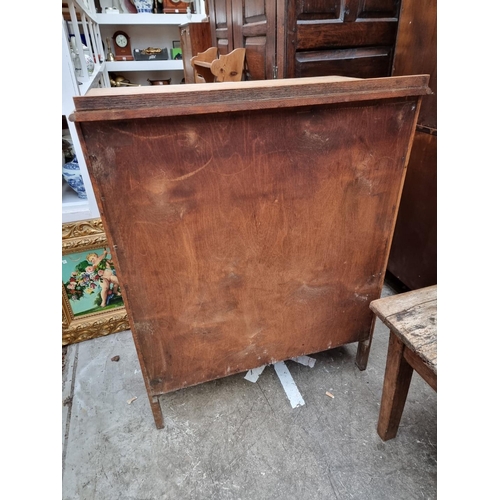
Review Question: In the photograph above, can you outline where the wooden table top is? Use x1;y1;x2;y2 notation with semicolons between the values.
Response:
370;285;437;373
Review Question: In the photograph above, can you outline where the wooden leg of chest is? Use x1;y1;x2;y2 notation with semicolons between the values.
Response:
355;315;377;370
150;395;164;430
377;331;414;441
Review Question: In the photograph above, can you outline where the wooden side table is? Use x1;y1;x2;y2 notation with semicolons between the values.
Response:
370;285;437;441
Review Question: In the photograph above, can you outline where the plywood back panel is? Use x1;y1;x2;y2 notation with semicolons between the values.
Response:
72;76;428;399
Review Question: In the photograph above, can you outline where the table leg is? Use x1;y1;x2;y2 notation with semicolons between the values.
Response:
377;331;413;441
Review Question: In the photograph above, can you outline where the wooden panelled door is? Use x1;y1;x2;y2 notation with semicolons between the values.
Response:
386;0;437;290
208;0;400;80
286;0;401;78
209;0;281;80
208;0;234;55
232;0;280;80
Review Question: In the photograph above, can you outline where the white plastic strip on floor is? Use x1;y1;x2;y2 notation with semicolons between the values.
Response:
290;355;316;368
244;364;267;383
273;361;305;408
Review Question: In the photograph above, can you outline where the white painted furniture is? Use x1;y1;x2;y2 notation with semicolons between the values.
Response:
62;0;207;223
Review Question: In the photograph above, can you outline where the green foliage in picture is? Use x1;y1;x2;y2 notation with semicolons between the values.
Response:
63;248;123;317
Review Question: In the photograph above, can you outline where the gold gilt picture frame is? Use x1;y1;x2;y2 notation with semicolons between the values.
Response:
62;218;129;345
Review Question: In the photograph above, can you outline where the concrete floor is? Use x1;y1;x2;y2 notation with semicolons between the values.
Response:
62;284;437;500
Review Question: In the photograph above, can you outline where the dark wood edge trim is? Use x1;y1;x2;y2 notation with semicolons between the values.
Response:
369;86;423;330
416;124;437;136
296;17;399;26
295;46;392;62
70;75;430;122
70;90;423;122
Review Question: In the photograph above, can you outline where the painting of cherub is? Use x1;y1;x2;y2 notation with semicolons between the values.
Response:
62;247;124;317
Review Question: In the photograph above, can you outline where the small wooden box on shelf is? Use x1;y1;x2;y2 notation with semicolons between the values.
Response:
163;0;190;14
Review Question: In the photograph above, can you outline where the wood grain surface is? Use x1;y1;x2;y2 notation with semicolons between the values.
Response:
73;76;427;400
370;285;437;372
387;131;437;290
373;283;437;440
392;0;436;129
71;75;430;122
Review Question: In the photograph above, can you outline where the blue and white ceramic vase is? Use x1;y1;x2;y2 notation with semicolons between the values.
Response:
134;0;153;13
62;156;87;199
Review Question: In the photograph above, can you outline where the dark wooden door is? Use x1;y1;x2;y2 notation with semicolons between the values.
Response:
209;0;282;80
286;0;401;78
232;0;280;80
391;0;436;130
387;0;437;290
208;0;234;55
388;130;437;290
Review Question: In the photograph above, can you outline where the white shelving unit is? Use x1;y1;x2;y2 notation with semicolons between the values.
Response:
65;0;109;92
95;13;205;24
62;0;208;223
105;59;184;71
62;2;104;224
98;11;206;86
